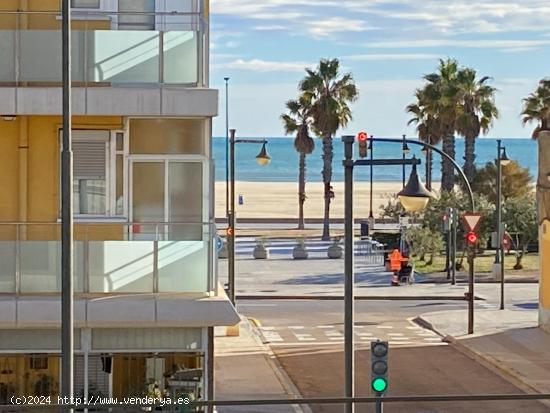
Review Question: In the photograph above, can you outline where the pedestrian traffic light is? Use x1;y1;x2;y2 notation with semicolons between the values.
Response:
357;131;369;158
466;231;478;245
371;340;388;394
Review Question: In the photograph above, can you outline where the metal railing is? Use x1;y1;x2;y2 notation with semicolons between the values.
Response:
0;221;216;295
0;5;207;87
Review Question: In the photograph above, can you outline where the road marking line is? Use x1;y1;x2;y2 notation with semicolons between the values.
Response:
388;337;410;341
389;341;415;345
361;337;379;340
329;337;345;341
289;326;305;330
376;326;394;329
297;337;316;341
260;326;275;331
317;325;334;329
387;333;405;336
406;326;421;330
423;338;442;342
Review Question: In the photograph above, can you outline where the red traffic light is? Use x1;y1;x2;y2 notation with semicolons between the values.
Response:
357;131;369;142
466;231;478;245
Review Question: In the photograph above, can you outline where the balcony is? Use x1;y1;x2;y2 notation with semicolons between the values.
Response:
0;222;217;296
0;7;218;117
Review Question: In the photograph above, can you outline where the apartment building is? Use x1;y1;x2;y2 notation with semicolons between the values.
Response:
0;0;238;405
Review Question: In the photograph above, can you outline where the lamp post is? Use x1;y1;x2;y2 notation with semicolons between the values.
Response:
61;0;74;411
402;134;410;188
496;140;511;310
227;129;271;304
343;137;432;413
224;77;230;220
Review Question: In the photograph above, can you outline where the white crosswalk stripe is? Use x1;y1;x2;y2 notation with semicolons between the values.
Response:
256;324;445;347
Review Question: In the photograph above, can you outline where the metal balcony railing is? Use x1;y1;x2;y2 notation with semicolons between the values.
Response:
0;222;216;295
0;4;207;87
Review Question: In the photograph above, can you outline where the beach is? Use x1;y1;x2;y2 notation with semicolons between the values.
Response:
215;181;440;219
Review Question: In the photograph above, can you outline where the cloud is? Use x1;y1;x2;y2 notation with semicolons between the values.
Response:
344;53;441;61
213;58;312;73
306;16;374;37
365;39;550;49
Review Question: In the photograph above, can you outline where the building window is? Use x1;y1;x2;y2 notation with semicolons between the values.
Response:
71;0;101;8
30;355;48;370
61;130;127;218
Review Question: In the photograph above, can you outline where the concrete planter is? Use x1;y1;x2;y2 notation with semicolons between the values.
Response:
327;244;343;259
253;244;269;259
292;244;308;260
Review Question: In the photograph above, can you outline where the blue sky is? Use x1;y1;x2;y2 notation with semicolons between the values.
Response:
209;0;550;138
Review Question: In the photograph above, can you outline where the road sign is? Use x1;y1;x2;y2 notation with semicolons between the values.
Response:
216;235;224;252
462;213;482;232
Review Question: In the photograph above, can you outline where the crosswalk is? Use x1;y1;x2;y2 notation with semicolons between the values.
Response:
256;323;444;347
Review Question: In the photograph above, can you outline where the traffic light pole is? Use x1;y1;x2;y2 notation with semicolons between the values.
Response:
228;129;236;304
343;136;355;413
376;397;383;413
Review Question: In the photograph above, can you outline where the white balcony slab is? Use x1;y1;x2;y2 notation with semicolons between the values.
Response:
0;86;218;117
0;286;238;328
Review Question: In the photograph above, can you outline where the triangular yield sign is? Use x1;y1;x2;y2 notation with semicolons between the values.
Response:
462;213;482;231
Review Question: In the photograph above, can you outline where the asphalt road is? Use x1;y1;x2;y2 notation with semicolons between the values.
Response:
239;299;548;413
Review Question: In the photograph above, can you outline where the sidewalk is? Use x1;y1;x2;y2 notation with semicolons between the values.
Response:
214;318;308;413
418;308;550;399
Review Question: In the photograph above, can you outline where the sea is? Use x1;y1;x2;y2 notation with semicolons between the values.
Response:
213;137;538;183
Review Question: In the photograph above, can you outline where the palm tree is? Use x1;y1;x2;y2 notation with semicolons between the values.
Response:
407;59;459;191
455;68;499;181
281;95;315;230
407;88;443;190
521;78;550;139
299;58;358;240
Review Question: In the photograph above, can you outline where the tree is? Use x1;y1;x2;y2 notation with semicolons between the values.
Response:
471;160;534;204
300;58;358;240
281;95;315;230
406;89;441;190
403;226;444;265
455;68;499;181
521;78;550;139
502;195;538;269
407;59;460;191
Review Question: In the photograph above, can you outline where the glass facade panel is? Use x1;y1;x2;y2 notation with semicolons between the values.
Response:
132;162;165;224
0;31;15;82
129;119;205;155
157;240;208;292
163;31;198;84
87;30;160;83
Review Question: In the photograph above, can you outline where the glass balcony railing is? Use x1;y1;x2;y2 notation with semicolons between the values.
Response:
0;222;216;295
0;8;206;86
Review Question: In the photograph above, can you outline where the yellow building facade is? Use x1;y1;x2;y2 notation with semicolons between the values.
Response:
538;132;550;332
0;0;237;404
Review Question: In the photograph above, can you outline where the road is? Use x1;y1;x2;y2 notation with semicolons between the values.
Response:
238;300;548;413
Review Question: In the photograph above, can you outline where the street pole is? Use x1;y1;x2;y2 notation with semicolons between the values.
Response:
451;208;457;286
61;0;74;411
376;397;383;413
496;140;505;310
369;139;374;219
342;135;355;413
224;77;230;220
228;129;236;304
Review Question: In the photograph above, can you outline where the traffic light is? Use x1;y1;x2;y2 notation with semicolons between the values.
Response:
371;340;388;394
357;131;369;158
466;231;478;245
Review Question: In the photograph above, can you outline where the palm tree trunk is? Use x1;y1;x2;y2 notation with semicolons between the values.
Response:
298;152;306;230
463;134;476;182
441;132;456;191
321;135;333;241
425;148;433;191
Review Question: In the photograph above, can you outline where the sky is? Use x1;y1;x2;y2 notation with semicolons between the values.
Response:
208;0;550;138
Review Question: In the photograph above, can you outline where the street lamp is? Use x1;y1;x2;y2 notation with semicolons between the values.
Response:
496;139;511;310
397;159;434;212
224;77;230;220
227;130;271;304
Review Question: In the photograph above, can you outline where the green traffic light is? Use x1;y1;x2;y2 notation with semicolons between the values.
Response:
372;377;387;393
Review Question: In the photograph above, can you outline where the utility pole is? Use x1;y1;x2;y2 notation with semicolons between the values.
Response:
224;77;230;220
61;0;74;411
342;135;355;413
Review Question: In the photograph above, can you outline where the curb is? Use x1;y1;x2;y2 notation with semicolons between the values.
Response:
237;295;485;301
413;316;550;409
244;317;313;413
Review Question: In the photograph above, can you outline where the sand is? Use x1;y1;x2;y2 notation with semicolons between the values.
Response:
215;181;440;219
